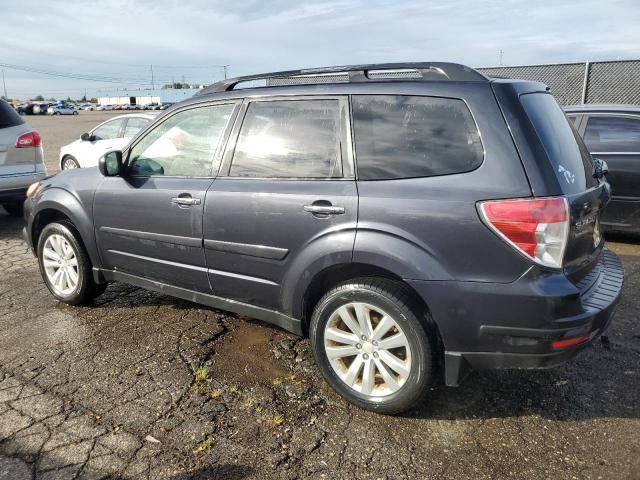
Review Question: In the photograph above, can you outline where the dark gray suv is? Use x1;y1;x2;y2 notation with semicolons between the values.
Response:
22;63;623;414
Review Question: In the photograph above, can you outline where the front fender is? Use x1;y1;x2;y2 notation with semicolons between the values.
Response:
29;187;100;267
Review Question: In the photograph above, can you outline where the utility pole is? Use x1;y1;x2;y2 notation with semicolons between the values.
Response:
150;64;155;90
499;49;504;66
1;70;6;99
223;65;229;79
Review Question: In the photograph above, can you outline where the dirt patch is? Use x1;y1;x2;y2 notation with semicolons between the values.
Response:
209;320;291;386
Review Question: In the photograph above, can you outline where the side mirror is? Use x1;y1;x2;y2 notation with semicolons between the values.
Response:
99;150;123;177
80;132;91;141
593;157;609;179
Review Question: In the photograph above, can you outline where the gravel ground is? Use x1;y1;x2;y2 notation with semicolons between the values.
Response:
0;115;638;479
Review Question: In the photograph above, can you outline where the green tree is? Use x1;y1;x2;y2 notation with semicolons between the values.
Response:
34;95;44;101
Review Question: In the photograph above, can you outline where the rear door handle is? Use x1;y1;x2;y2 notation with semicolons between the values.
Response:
303;205;345;215
172;196;201;207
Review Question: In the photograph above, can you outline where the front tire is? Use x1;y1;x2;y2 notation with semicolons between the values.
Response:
62;156;80;170
310;278;434;414
37;222;107;305
73;111;78;115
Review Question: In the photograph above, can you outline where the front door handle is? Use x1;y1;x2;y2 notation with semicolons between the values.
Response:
172;196;201;207
303;205;345;215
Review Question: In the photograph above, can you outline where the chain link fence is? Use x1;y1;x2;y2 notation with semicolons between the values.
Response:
478;60;640;106
265;60;640;106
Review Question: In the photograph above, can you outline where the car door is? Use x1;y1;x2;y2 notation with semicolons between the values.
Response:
203;96;357;311
93;101;240;292
582;114;640;229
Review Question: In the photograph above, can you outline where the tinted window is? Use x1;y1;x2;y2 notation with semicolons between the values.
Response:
230;100;342;178
92;119;123;141
123;117;149;137
352;95;483;180
0;100;24;129
128;104;234;177
521;93;597;194
584;116;640;153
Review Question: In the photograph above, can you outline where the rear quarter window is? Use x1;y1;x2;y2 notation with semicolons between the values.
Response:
352;95;483;180
0;100;25;129
521;93;597;195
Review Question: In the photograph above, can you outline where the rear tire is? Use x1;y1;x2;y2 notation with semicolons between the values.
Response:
310;277;434;414
37;222;107;305
2;202;23;216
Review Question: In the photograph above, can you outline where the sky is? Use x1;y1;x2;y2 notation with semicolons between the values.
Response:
1;0;639;100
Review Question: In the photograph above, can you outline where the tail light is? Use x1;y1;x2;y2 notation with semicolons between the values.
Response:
478;197;569;269
16;131;42;148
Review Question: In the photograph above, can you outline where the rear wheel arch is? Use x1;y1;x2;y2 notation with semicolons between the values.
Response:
300;263;440;340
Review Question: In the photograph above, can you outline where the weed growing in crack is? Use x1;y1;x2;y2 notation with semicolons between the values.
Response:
195;435;215;453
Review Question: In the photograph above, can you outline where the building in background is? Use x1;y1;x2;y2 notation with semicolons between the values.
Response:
95;87;202;106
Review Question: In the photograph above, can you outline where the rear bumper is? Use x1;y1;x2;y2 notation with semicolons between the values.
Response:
408;249;623;386
0;171;46;202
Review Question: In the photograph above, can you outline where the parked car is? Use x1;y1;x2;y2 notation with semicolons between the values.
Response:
23;63;623;414
16;103;37;115
565;104;640;233
159;102;174;110
33;103;51;115
83;104;96;111
48;104;78;116
96;105;114;111
0;99;47;216
58;113;158;169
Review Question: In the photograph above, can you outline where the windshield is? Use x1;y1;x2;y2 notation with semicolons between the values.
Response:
520;92;597;195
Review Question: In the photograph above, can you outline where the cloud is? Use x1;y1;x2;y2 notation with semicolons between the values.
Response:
0;0;638;98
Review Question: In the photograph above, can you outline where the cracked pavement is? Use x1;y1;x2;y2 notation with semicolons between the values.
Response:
1;206;639;479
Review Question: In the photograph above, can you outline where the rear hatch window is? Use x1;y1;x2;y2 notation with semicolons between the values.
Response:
521;92;605;281
520;93;597;194
0;100;25;129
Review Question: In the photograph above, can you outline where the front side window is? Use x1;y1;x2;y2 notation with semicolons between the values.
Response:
92;119;123;141
127;104;235;177
229;99;343;178
123;117;149;137
352;95;483;180
584;116;640;153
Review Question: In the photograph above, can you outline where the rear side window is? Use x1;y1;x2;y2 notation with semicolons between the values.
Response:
230;100;342;178
352;95;483;180
123;117;149;137
521;93;597;194
0;100;24;129
583;116;640;153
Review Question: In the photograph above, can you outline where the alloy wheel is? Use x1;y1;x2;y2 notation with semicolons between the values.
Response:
42;234;79;296
323;302;412;397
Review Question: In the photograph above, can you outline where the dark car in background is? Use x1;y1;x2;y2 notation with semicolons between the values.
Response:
565;105;640;233
22;63;623;414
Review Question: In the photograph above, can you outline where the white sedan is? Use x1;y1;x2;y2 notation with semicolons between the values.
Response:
48;104;78;115
58;113;158;170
